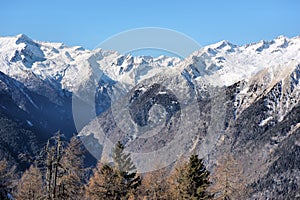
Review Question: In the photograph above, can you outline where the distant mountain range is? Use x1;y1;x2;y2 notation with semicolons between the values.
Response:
0;34;300;199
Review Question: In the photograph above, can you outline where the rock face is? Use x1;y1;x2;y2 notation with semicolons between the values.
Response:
0;34;300;198
224;72;300;199
79;67;300;199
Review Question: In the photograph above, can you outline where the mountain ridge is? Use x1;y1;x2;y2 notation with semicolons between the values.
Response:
0;34;300;199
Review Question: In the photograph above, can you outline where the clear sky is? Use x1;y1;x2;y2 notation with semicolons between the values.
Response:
1;0;299;50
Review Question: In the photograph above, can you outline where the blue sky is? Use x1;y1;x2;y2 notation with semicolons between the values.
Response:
1;0;299;50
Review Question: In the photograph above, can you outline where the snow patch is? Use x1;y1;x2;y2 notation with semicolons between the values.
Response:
259;116;273;126
26;120;33;126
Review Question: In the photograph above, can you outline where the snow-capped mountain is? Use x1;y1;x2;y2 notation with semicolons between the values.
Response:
0;34;300;199
1;33;299;119
181;35;300;85
0;34;181;98
2;34;300;98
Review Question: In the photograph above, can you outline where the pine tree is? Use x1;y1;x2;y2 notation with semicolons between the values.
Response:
169;154;210;200
186;155;210;199
208;153;247;200
16;164;44;200
86;162;122;200
112;141;141;199
0;158;16;200
86;141;141;200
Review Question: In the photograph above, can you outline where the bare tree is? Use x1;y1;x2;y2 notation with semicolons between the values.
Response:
16;164;44;200
139;166;170;200
44;133;64;199
0;158;16;200
208;153;247;199
58;136;85;200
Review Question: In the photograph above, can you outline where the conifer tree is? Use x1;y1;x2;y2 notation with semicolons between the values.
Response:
86;141;141;200
0;158;16;200
208;153;247;200
58;136;85;200
42;133;87;200
16;164;44;200
169;154;210;200
168;160;185;199
44;132;87;200
4;133;86;200
86;162;121;200
112;141;141;199
139;166;170;200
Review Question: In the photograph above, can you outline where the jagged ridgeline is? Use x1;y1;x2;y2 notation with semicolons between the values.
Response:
0;34;300;199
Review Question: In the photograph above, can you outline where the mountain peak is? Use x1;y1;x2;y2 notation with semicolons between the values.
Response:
216;40;235;47
275;35;288;40
16;33;30;39
15;33;35;45
207;40;236;52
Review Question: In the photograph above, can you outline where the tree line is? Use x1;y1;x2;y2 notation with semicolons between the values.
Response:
0;133;247;200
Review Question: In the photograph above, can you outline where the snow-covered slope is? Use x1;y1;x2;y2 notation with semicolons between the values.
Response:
0;34;181;100
1;33;300;135
180;35;300;86
1;34;300;199
1;34;300;97
1;33;300;133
